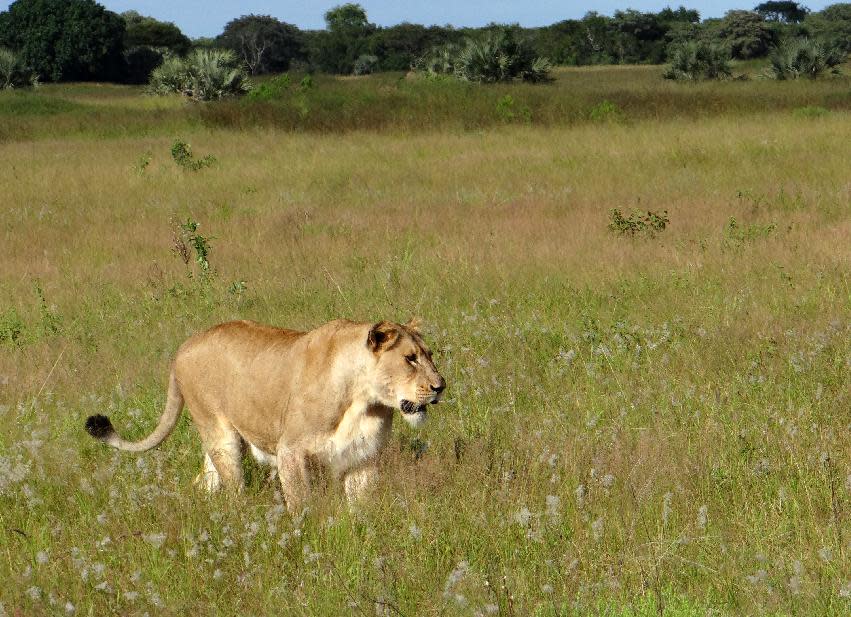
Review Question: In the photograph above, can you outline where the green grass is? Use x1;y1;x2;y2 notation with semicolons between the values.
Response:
2;63;850;141
1;65;850;615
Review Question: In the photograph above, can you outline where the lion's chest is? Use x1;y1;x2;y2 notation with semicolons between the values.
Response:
324;404;392;474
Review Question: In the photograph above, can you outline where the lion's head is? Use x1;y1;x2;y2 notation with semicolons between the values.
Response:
367;318;445;427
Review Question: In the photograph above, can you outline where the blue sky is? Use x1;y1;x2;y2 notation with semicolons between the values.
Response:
1;1;835;38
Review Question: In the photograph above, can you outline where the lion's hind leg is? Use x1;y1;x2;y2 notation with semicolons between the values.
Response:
249;443;278;483
196;424;244;493
195;453;221;491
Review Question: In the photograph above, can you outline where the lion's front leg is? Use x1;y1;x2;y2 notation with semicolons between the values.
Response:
343;463;379;505
277;443;312;513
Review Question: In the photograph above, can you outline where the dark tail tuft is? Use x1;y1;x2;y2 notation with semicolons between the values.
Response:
85;414;114;440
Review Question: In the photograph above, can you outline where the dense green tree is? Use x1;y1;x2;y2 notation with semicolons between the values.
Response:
0;0;125;81
755;2;810;23
368;23;454;71
122;10;191;55
612;10;667;63
120;11;192;84
217;15;304;74
658;6;701;23
529;20;586;65
718;10;775;58
314;3;375;73
123;45;164;84
804;3;851;50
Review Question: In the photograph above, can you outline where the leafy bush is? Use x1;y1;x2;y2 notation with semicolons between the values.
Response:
765;38;846;79
0;47;37;89
608;209;669;238
187;50;251;101
415;29;551;84
0;307;24;346
495;94;531;123
792;105;829;118
589;100;625;123
247;74;291;101
521;56;554;83
171;139;216;171
723;217;776;249
663;42;732;81
148;50;250;101
148;55;189;95
172;218;214;280
414;43;461;78
352;54;379;75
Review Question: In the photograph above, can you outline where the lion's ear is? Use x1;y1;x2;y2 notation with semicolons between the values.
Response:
367;321;399;352
404;316;423;333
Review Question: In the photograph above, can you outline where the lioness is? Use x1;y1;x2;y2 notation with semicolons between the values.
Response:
85;318;445;511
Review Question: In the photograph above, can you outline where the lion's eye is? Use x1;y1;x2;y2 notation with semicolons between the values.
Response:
405;354;417;364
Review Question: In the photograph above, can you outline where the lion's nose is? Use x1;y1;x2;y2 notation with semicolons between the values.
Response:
431;380;445;394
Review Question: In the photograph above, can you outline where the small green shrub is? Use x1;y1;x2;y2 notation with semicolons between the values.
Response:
792;105;829;118
724;217;776;248
148;50;249;100
663;41;732;81
766;39;846;80
171;139;215;171
227;280;247;296
413;43;460;78
608;209;669;238
352;54;379;76
521;56;554;83
173;218;213;279
134;152;152;175
589;100;625;123
495;94;531;123
33;281;60;336
0;307;25;346
0;47;38;89
247;74;290;101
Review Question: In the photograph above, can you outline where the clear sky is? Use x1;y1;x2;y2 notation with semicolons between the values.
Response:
0;1;836;38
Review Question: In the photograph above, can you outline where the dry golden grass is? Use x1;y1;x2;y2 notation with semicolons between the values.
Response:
0;72;849;615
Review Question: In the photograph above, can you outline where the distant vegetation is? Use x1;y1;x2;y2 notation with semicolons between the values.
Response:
148;49;250;100
414;28;552;83
0;0;848;86
0;47;37;89
766;37;847;78
663;42;733;81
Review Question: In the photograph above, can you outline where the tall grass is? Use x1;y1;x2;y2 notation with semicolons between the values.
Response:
1;64;850;142
0;68;849;615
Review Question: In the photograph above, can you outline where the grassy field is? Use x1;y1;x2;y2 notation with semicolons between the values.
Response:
1;65;850;615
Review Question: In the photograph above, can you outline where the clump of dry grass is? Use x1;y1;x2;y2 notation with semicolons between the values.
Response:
0;70;849;615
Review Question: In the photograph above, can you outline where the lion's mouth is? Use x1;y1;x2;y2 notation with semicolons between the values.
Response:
400;400;426;415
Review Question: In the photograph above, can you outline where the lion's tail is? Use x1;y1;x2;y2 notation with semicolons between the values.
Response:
85;370;184;452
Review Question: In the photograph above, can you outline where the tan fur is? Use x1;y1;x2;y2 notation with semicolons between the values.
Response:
86;318;445;511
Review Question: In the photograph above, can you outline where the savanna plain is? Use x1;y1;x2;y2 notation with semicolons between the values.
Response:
1;65;850;616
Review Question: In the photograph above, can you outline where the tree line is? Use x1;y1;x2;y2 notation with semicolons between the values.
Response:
0;0;849;84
